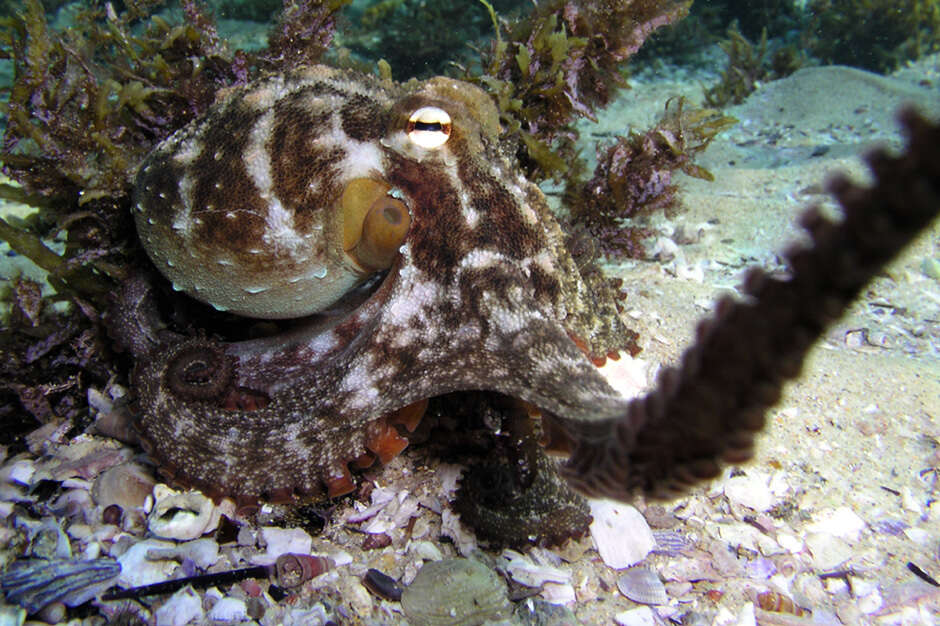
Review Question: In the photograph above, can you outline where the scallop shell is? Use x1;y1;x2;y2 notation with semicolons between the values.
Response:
616;566;668;606
401;558;512;626
1;558;121;614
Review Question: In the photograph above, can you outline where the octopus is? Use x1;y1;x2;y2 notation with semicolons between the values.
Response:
115;63;939;513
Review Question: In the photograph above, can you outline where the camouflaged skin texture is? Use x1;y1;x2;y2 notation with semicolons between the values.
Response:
126;65;634;501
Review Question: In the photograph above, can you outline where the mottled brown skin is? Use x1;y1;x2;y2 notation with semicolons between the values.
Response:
121;61;939;509
125;65;634;502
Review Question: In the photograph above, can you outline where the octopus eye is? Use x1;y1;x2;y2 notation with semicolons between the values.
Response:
407;106;452;149
342;178;412;272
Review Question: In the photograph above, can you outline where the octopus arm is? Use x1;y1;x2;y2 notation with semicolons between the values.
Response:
558;108;940;500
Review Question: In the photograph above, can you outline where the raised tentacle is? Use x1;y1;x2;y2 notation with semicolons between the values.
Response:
559;108;940;500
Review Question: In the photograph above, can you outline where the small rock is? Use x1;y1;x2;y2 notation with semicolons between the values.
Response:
514;599;579;626
921;256;940;279
0;459;35;487
540;582;576;605
734;602;756;626
857;587;883;614
589;501;654;569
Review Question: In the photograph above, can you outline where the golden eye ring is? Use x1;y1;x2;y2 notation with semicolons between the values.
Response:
406;106;452;149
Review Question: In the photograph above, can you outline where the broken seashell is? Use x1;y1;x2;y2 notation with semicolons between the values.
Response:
207;596;248;622
22;518;71;560
92;462;155;511
114;538;180;588
153;586;203;625
0;557;120;614
256;526;314;565
723;472;774;511
589;500;654;569
401;558;512;626
147;487;219;540
145;537;220;570
615;605;657;626
616;566;668;606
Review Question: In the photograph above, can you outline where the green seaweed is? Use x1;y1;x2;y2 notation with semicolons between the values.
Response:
466;0;692;181
0;0;348;305
566;97;737;259
704;22;805;108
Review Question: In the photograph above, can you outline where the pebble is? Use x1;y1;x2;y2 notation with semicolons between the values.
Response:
0;605;25;626
588;500;654;569
540;581;576;604
804;533;853;570
921;256;940;279
0;459;35;486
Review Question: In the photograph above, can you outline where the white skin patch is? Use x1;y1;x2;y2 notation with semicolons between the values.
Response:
239;110;308;256
458;248;509;271
384;274;441;330
313;114;387;180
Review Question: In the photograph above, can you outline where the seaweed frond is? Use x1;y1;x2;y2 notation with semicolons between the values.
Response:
704;22;805;108
470;0;692;181
566;97;736;259
264;0;350;69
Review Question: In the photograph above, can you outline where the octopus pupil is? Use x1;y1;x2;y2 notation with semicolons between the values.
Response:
413;120;442;132
383;205;403;224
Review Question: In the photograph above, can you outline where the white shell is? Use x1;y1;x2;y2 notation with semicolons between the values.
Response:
616;566;668;606
147;487;219;540
589;500;654;568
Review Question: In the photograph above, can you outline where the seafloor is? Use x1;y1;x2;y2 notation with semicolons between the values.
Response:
1;33;939;626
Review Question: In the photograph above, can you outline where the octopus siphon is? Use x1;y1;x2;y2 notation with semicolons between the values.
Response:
113;63;940;512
